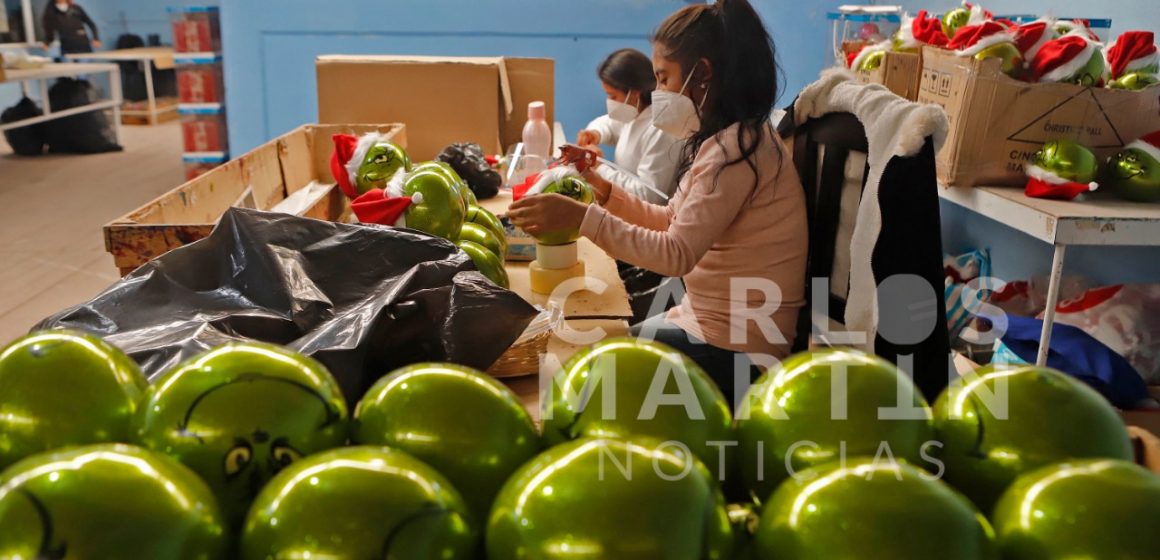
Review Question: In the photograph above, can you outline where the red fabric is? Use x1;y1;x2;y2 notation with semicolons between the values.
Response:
912;10;949;48
1064;19;1100;41
351;189;412;225
1107;31;1157;79
331;133;359;198
511;172;542;202
846;49;860;68
1014;21;1048;55
948;21;1009;51
995;18;1017;30
1138;130;1160;152
1030;35;1091;82
1056;285;1123;313
484;155;499;165
1024;176;1093;200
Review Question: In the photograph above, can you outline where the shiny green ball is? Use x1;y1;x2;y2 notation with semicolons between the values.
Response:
402;167;468;240
355;141;410;194
1106;146;1160;202
458;240;510;288
1033;139;1099;184
458;221;506;261
530;176;595;246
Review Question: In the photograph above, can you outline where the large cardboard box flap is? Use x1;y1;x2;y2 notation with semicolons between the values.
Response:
919;47;1160;187
316;55;553;160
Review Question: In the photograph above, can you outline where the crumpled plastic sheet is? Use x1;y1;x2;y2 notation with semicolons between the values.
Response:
36;208;539;403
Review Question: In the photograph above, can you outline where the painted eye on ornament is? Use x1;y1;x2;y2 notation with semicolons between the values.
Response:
373;153;391;164
269;438;303;471
1128;154;1139;163
224;440;253;478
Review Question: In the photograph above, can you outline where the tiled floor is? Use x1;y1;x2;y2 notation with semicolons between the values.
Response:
0;122;184;343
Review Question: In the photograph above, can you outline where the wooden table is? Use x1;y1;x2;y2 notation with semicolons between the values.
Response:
483;189;634;420
66;47;176;125
0;62;122;143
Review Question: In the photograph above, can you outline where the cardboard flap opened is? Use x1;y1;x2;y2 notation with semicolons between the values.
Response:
918;47;1160;188
316;55;554;160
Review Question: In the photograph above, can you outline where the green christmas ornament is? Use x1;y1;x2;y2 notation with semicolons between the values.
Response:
857;49;886;71
932;364;1134;513
1105;132;1160;202
457;240;510;288
486;438;735;560
356;140;411;194
754;459;996;560
0;330;147;470
401;167;468;240
941;7;972;40
353;363;541;521
0;444;227;559
458;221;506;260
241;446;478;560
992;459;1160;559
524;171;595;246
1032;139;1099;184
541;337;734;481
736;348;934;503
975;41;1024;78
1109;72;1159;90
134;342;349;525
466;205;507;246
415;161;472;213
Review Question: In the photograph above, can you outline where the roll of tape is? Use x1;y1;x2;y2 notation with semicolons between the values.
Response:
535;242;579;270
530;260;586;295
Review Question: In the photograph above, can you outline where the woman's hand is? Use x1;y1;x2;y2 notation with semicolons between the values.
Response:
576;129;601;147
508;194;588;237
581;168;613;205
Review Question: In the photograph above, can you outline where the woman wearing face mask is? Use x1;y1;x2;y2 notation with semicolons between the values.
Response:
42;0;101;55
575;49;682;205
509;0;807;403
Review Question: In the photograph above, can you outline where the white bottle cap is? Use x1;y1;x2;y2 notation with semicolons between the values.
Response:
528;101;546;120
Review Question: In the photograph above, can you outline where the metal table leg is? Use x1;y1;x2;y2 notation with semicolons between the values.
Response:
1037;244;1068;366
144;58;157;125
109;66;123;145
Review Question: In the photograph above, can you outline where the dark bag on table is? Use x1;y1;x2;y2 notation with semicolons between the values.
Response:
45;78;123;154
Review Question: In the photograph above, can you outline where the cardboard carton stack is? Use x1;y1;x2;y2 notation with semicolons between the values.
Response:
170;6;227;180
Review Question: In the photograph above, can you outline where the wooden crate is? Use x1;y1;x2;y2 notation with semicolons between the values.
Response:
104;123;406;275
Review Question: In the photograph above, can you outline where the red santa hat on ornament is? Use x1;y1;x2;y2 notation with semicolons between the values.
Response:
330;132;402;199
1126;131;1160;164
348;170;423;227
1105;31;1158;80
947;20;1015;57
962;2;993;23
848;41;891;70
1030;30;1103;83
1013;18;1055;61
512;165;579;201
896;10;949;49
1023;162;1098;201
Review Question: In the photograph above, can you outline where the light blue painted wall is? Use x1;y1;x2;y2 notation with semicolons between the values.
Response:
908;1;1160;285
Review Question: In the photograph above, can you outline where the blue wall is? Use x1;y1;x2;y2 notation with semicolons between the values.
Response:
220;0;834;156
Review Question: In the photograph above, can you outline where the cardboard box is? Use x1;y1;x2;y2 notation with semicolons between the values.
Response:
104;123;405;275
856;51;922;101
316;56;553;160
918;46;1160;188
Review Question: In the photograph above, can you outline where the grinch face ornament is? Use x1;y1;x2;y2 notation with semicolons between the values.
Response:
1109;72;1159;90
134;342;349;524
357;141;411;194
1034;140;1099;184
941;7;972;39
1106;133;1160;202
330;133;411;198
520;168;595;246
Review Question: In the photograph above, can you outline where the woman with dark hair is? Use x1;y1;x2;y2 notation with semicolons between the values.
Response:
510;0;808;403
575;48;681;204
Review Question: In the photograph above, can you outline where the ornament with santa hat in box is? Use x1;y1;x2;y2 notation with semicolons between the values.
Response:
1012;17;1057;63
891;10;949;52
1105;31;1159;91
940;2;991;40
1023;139;1099;201
1030;29;1107;86
1105;131;1160;203
947;19;1024;78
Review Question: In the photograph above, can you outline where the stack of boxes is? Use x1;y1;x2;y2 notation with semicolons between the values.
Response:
170;6;227;180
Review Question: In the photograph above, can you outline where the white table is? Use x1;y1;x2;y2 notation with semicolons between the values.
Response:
0;62;122;144
939;185;1160;366
66;47;175;125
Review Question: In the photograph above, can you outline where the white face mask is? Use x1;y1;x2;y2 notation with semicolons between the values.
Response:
606;91;640;123
651;67;708;139
55;2;70;11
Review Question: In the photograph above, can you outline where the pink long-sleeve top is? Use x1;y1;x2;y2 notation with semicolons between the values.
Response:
579;123;808;358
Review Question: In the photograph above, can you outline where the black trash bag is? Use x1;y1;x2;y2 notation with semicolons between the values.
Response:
1;97;48;156
45;78;123;154
437;142;502;200
36;208;539;404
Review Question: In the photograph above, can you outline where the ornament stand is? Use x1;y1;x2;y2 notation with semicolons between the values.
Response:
529;242;585;295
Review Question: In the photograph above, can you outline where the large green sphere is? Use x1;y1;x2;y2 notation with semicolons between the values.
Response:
736;348;934;502
992;460;1160;559
932;365;1133;513
241;446;477;559
1109;72;1159;91
1033;139;1099;184
1106;146;1160;202
458;240;510;288
754;459;996;559
353;363;541;520
530;176;595;246
541;338;734;481
941;7;972;39
134;342;349;525
402;168;468;240
0;330;147;470
355;140;411;195
0;444;227;559
458;221;506;260
415;161;472;214
466;205;507;245
975;42;1024;78
487;438;734;560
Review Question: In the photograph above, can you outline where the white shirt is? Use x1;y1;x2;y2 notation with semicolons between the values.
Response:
585;105;682;205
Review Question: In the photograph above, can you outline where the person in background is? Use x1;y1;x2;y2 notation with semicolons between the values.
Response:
510;0;808;403
576;49;681;205
42;0;100;55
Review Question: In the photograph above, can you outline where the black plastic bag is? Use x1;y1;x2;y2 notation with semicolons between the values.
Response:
45;78;123;154
36;208;539;404
1;97;47;156
438;142;502;200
